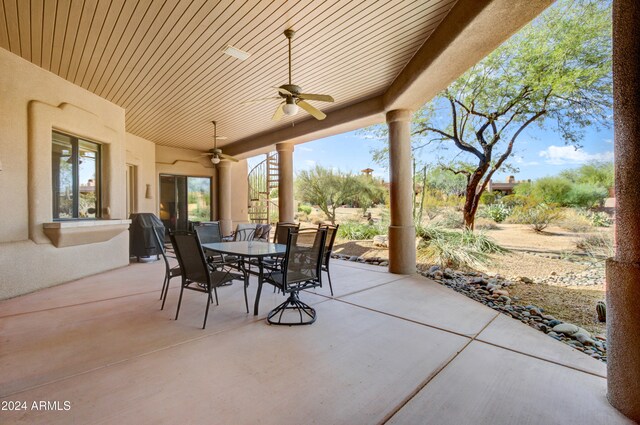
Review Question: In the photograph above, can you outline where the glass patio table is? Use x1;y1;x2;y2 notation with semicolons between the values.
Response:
202;241;286;316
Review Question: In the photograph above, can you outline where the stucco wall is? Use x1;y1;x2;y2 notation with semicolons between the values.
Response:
0;48;128;300
125;133;157;214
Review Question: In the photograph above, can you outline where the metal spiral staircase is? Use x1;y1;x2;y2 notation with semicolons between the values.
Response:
248;152;279;223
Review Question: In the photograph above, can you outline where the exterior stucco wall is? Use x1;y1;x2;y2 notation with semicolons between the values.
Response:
125;133;157;214
0;48;128;300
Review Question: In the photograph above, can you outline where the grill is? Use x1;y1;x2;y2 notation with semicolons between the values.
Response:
129;213;165;261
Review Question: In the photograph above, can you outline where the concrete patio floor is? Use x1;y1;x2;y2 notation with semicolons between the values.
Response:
0;260;632;424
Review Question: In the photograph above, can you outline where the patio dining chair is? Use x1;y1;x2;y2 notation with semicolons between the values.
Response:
260;228;327;326
233;223;256;241
170;231;249;329
250;222;300;278
194;223;246;278
152;227;182;310
274;222;299;244
254;223;272;242
319;224;339;296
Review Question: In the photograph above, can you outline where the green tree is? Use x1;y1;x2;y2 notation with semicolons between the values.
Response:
296;166;384;224
365;0;611;229
560;161;614;188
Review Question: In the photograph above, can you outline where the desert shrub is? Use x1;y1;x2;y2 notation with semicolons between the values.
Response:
294;211;309;222
483;203;512;223
433;209;464;229
475;218;499;230
589;211;613;227
308;210;327;225
564;183;608;208
559;209;594;232
480;191;499;205
417;225;507;269
533;177;573;205
511;203;564;232
297;204;312;215
337;221;385;240
576;233;614;258
500;194;529;208
513;180;534;197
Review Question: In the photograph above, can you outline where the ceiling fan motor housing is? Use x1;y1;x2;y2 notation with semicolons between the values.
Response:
279;84;301;97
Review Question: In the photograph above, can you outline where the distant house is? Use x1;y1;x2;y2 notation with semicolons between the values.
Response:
486;175;529;195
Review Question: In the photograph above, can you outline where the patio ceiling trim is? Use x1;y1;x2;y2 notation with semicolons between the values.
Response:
224;0;554;159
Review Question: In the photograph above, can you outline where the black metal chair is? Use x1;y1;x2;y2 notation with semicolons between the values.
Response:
152;227;182;310
261;228;327;326
170;231;249;329
254;223;272;242
319;224;339;296
194;223;246;277
274;222;299;244
233;224;256;241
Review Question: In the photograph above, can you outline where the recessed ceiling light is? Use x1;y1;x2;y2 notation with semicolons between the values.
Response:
222;45;250;61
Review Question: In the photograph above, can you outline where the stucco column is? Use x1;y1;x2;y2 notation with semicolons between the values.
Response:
386;109;416;274
216;161;232;236
276;142;295;223
607;1;640;422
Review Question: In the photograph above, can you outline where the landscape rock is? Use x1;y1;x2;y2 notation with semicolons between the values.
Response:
576;333;596;346
372;235;389;248
553;323;580;335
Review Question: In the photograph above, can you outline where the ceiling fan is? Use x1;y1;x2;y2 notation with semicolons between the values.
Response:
243;29;334;121
200;121;239;164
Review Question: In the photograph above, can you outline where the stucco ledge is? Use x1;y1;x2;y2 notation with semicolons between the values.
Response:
42;220;131;247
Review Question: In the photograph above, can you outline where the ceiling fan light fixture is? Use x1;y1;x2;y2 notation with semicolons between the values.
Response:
210;156;221;165
221;45;250;61
283;99;298;116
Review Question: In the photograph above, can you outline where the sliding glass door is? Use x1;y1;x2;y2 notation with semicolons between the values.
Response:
159;175;212;232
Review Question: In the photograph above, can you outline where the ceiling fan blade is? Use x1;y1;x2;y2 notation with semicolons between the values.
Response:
297;100;326;120
298;93;334;102
274;86;293;96
272;102;285;121
199;152;215;156
218;153;240;163
241;97;281;105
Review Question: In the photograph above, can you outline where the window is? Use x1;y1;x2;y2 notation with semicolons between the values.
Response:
52;131;101;219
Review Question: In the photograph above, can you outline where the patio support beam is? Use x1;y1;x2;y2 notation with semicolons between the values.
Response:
386;109;416;275
607;0;640;421
217;161;232;236
276;142;295;223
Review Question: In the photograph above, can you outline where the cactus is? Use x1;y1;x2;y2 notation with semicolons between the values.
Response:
596;301;606;323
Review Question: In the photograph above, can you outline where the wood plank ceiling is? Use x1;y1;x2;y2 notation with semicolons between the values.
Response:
0;0;458;152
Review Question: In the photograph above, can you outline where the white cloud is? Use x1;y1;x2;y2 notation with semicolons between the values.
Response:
604;138;613;144
304;159;316;167
298;146;313;152
539;145;613;165
513;156;539;166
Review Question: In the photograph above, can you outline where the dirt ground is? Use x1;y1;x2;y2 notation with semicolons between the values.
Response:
482;223;609;252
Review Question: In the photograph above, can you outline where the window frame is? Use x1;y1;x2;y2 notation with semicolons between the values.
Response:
52;130;102;221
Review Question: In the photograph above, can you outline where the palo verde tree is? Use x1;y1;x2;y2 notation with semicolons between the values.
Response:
296;165;384;224
368;0;612;229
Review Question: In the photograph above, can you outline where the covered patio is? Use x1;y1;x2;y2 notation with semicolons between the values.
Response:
0;260;630;424
1;0;640;422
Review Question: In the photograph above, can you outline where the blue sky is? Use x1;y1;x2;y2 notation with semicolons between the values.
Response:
248;120;613;182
